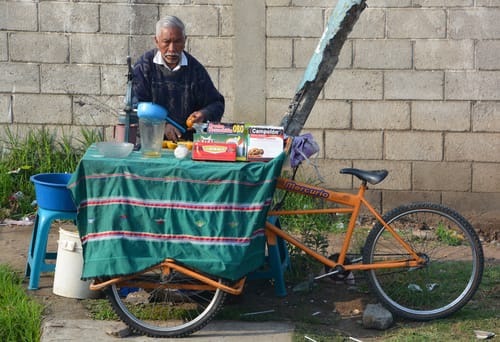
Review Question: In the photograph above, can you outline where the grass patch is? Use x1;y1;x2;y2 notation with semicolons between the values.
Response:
0;127;102;220
0;264;44;342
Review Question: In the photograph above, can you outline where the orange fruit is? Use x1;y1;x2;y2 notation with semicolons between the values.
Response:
186;117;194;129
166;141;178;149
177;141;193;150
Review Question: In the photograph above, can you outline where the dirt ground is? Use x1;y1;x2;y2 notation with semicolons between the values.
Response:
0;219;498;340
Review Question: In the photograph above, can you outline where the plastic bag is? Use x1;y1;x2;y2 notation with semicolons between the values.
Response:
289;133;320;168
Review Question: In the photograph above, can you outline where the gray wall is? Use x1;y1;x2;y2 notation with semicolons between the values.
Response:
1;0;499;221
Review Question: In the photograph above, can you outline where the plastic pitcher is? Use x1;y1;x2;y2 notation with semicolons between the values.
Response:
139;117;165;158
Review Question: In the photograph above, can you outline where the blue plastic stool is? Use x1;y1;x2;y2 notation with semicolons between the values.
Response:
25;207;77;290
248;217;290;297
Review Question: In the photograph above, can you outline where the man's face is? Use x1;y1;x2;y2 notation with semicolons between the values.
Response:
155;26;185;69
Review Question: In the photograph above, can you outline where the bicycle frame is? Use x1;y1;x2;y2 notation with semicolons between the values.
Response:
92;175;426;295
266;177;426;273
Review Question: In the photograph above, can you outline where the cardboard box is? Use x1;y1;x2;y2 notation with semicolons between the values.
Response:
246;126;284;161
207;122;245;135
192;142;236;161
194;131;246;161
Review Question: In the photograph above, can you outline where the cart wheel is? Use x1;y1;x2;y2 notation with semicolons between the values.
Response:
105;266;227;338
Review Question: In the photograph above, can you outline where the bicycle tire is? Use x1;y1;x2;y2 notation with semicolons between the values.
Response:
363;202;484;320
104;266;227;338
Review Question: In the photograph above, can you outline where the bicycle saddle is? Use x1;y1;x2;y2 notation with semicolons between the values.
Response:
340;168;388;185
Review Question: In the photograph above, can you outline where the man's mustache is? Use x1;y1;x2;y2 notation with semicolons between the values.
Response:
164;52;180;58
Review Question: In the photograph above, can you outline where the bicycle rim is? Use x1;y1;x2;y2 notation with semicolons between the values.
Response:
105;267;227;338
363;202;484;320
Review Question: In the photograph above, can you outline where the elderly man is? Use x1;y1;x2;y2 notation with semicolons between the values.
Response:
133;15;225;141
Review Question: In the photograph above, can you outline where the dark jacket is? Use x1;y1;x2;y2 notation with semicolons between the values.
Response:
133;49;224;138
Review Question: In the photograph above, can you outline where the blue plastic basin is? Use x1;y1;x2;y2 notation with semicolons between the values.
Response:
30;173;76;212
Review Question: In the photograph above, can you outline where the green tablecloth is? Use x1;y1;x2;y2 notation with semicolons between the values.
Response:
68;146;285;281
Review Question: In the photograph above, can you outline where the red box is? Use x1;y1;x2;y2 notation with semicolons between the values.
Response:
192;142;237;162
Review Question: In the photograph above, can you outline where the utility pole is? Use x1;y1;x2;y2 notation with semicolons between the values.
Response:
281;0;367;136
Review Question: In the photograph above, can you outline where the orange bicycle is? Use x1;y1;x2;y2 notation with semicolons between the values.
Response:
91;157;484;338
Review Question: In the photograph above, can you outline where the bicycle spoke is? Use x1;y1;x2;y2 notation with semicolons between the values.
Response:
363;202;483;320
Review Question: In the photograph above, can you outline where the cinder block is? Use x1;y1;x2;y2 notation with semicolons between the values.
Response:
413;0;473;6
446;132;500;162
476;40;500;70
189;37;232;67
71;34;129;64
100;4;158;35
0;2;37;31
293;0;335;6
220;5;234;36
40;2;99;33
353;101;410;130
73;95;123;126
266;68;304;99
413;161;471;191
218;67;233;99
10;33;69;64
387;9;446;38
295;38;352;69
382;191;442;213
325;130;383;160
296;158;354;191
130;35;157;63
367;0;412;7
265;0;290;6
0;63;40;93
414;39;474;70
324;70;383;100
160;6;219;37
266;99;290;126
354;39;412;69
446;71;500;100
306;100;351;130
473;163;500;192
442;191;500;216
412;101;470;131
101;65;128;96
349;8;385;39
13;94;72;124
0;95;10;123
473;102;500;132
192;0;232;6
449;8;500;39
385;132;443;161
476;0;499;6
266;7;323;37
0;33;7;61
353;160;412;191
267;39;292;68
41;65;100;95
385;70;443;100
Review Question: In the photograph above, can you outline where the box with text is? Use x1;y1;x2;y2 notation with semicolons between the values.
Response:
192;142;237;161
246;126;284;161
194;131;246;161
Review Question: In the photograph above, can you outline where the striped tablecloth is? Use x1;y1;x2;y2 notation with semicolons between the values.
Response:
68;145;285;281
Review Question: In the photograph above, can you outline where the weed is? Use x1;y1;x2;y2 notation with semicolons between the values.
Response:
0;264;44;342
0;127;102;220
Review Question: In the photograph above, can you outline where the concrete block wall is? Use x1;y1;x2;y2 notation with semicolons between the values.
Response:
1;0;499;219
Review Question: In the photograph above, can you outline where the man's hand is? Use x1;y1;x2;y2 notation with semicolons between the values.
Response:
186;111;205;128
164;123;182;142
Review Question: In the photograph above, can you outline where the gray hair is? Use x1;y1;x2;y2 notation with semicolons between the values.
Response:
156;16;186;38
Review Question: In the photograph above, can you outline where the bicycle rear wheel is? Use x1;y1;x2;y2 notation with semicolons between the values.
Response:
363;202;483;320
104;265;227;338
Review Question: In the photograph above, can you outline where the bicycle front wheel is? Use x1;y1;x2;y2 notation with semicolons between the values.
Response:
104;266;227;338
363;202;484;320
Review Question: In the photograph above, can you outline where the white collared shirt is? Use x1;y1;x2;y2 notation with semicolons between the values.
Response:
153;51;188;71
